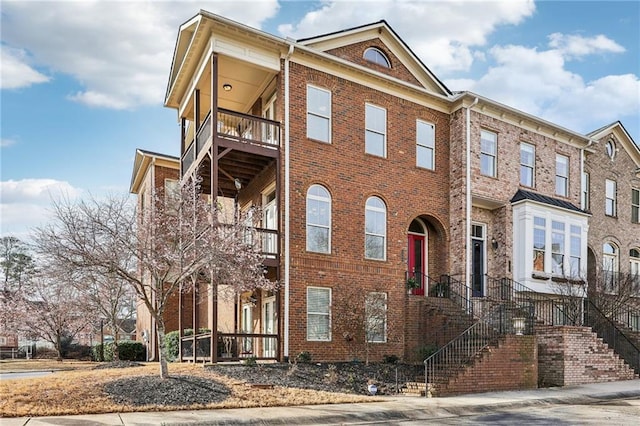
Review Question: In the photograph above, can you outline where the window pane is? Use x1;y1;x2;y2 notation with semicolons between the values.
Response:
633;189;639;205
366;131;385;156
417;146;434;169
307;226;329;253
481;154;495;176
480;131;496;154
366;105;386;132
365;235;384;259
534;228;545;250
521;144;535;166
307;314;329;340
520;166;533;187
417;121;435;148
307;115;330;142
308;87;330;116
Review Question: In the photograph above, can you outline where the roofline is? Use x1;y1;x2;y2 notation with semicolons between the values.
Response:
587;120;640;167
130;149;180;194
453;91;595;146
298;19;451;96
511;197;591;217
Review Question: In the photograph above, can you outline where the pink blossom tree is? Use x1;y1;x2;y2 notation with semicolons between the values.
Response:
34;179;274;377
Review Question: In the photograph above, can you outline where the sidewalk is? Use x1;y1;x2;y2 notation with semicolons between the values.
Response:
4;379;639;425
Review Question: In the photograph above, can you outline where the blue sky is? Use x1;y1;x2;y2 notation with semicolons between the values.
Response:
1;0;639;240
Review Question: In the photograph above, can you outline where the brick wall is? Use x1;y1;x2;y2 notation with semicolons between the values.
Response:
285;62;451;362
439;335;538;396
536;325;636;387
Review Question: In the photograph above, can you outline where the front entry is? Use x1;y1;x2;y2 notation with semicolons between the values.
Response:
408;233;425;295
262;297;276;358
471;224;485;297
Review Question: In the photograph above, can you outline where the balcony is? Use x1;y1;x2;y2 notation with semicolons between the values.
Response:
181;108;280;180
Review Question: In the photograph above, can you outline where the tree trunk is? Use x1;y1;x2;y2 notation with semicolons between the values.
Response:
156;320;169;379
55;333;63;361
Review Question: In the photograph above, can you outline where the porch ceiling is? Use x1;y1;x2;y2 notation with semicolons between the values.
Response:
183;56;277;121
196;150;275;197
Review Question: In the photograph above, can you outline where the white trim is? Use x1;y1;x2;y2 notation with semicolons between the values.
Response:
284;43;294;358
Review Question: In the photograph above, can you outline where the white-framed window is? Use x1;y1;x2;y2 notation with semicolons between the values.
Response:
365;292;387;343
569;225;582;278
307;287;331;341
606;139;616;160
365;196;387;260
551;221;565;275
603;242;619;293
164;179;180;214
416;120;435;170
307;85;331;143
365;103;386;157
555;154;569;197
306;185;331;253
582;172;590;210
632;188;639;223
605;179;617;216
533;217;546;272
520;143;535;187
363;47;390;68
631;248;640;293
480;129;497;177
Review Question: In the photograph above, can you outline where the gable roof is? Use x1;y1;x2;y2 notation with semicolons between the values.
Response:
297;20;451;97
587;121;640;169
130;149;180;194
510;189;587;214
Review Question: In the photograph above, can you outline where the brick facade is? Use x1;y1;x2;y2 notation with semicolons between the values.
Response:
536;325;636;386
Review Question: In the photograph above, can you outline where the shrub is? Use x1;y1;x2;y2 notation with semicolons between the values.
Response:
66;344;92;360
295;351;312;363
242;356;257;366
382;354;399;364
117;341;145;361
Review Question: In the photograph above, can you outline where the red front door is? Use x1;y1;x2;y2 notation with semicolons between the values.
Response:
408;234;425;295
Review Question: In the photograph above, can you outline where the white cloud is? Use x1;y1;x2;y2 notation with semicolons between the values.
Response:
278;0;536;73
457;44;640;134
548;33;625;58
0;45;50;89
1;138;17;148
0;1;279;109
0;179;83;239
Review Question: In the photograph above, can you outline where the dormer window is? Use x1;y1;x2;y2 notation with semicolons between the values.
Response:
605;139;616;160
364;47;390;68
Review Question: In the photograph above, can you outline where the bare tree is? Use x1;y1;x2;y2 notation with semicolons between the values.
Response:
15;265;97;361
333;286;389;365
34;179;273;378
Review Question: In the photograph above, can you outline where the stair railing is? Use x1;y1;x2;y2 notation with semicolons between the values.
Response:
585;299;640;375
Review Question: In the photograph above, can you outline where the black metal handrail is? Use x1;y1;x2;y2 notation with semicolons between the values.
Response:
585;299;640;375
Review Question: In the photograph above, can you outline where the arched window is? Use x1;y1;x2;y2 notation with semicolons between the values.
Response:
603;242;619;292
365;196;386;260
306;185;331;253
364;47;390;68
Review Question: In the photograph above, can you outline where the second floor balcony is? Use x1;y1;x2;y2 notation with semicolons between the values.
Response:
182;108;280;179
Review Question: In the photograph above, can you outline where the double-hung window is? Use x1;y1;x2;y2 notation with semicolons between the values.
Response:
365;104;386;157
307;85;331;143
480;130;497;177
520;143;535;187
365;292;387;343
582;172;590;210
365;196;386;260
569;225;582;278
416;120;435;170
605;179;617;216
551;221;565;275
306;185;331;253
307;287;331;341
555;154;569;197
632;188;639;223
533;217;546;272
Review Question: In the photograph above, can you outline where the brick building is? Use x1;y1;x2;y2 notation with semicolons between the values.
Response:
131;11;637;392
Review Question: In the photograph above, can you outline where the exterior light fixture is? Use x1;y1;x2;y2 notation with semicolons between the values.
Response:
234;178;242;190
222;83;233;91
491;237;498;250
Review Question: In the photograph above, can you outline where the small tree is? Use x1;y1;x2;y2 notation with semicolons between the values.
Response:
15;266;97;361
333;285;390;365
34;179;273;378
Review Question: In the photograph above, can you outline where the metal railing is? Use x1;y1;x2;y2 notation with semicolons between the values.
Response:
181;108;280;176
180;332;278;362
585;299;640;375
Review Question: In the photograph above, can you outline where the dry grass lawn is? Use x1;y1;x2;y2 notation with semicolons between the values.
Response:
0;361;374;418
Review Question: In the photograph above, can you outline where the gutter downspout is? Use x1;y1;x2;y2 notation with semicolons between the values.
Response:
580;139;594;210
465;97;478;310
284;43;294;359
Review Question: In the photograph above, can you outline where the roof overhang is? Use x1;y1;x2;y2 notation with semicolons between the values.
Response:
587;121;640;167
130;149;180;194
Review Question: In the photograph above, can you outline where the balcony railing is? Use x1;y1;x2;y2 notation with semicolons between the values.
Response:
181;108;280;175
180;332;278;362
